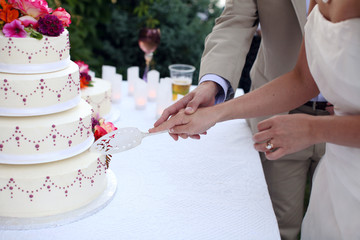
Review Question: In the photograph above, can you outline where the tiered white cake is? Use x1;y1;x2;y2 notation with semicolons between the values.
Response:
0;30;109;218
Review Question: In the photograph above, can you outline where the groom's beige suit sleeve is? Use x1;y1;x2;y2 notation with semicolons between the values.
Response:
199;0;306;133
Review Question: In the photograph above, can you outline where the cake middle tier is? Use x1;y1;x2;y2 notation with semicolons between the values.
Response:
0;61;80;117
0;99;94;164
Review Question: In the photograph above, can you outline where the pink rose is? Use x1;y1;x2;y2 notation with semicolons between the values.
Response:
101;121;117;133
74;60;90;74
52;7;71;27
18;15;38;28
93;119;118;140
9;0;51;18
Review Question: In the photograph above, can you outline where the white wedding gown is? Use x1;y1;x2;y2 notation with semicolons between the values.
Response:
301;5;360;240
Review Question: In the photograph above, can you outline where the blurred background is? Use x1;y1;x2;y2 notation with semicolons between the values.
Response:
48;0;259;91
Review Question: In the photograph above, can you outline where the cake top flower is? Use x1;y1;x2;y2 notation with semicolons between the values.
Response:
0;0;71;39
2;18;25;37
37;14;63;36
0;0;20;23
8;0;51;18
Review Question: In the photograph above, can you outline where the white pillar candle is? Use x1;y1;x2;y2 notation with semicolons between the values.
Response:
102;65;116;82
134;78;147;110
147;70;160;101
127;66;139;96
111;73;122;103
156;78;173;119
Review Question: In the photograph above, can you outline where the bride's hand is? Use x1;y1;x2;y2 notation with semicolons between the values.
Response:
252;114;317;160
149;107;216;140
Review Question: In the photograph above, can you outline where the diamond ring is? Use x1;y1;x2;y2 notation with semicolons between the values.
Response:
266;141;274;150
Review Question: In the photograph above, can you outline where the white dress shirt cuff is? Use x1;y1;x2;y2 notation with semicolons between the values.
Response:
199;74;232;104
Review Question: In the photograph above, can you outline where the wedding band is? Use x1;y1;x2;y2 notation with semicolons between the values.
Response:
266;141;274;150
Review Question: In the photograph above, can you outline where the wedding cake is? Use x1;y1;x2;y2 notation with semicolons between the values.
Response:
0;1;112;219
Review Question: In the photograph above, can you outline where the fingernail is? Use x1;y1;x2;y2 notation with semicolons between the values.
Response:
185;107;193;113
169;128;174;133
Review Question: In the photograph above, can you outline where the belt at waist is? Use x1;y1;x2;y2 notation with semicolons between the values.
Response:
304;101;328;110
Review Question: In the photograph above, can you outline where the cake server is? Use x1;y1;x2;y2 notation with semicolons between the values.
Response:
90;127;168;154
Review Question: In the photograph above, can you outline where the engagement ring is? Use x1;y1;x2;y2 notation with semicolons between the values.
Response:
266;141;274;150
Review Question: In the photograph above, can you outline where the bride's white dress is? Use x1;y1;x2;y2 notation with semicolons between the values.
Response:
301;5;360;240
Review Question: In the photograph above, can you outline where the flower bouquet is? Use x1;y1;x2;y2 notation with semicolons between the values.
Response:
91;115;117;168
92;115;118;141
0;0;71;39
75;60;93;89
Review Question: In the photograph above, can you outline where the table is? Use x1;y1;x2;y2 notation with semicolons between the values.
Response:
0;82;280;240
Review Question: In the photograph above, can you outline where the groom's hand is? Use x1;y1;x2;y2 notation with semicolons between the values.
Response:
152;81;219;140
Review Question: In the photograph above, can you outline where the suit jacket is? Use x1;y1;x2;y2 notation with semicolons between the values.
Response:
199;0;306;134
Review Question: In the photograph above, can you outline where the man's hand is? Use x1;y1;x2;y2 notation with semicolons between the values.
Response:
149;107;217;140
152;81;220;140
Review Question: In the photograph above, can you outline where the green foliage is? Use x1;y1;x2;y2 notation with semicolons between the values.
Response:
134;0;160;28
51;0;222;84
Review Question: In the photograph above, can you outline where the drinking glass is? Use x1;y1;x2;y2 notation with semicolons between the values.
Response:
169;64;195;101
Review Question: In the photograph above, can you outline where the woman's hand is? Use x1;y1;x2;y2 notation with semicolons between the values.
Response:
153;81;220;140
253;114;317;160
149;107;217;140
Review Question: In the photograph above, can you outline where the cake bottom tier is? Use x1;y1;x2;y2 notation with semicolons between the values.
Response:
0;150;108;218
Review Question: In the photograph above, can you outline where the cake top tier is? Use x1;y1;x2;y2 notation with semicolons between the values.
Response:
0;0;72;74
0;29;70;74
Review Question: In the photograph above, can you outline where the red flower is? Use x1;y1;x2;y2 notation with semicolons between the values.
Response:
93;118;118;141
79;72;92;89
94;125;108;141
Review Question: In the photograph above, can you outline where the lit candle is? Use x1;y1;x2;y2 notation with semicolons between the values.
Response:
135;97;147;109
155;78;172;118
111;73;122;103
148;89;157;99
127;66;139;96
134;78;147;110
147;70;159;101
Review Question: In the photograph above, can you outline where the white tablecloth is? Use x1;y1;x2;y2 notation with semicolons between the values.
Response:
0;83;280;240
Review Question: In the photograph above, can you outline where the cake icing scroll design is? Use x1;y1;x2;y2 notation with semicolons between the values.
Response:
0;158;107;202
84;90;112;116
0;73;80;107
0;117;92;154
0;32;70;64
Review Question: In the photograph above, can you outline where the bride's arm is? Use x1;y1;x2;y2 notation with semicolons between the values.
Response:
149;40;319;135
214;41;318;122
310;115;360;148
